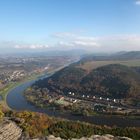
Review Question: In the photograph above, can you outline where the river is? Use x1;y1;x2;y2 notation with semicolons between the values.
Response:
6;75;140;127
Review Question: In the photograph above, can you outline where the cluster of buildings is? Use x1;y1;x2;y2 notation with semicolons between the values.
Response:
0;70;26;85
68;91;118;103
30;87;140;116
42;94;79;106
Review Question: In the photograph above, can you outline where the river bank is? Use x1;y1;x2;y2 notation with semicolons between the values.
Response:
0;60;78;109
0;72;47;109
6;76;140;127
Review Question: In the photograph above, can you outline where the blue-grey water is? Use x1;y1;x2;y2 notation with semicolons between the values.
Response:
6;76;140;127
0;95;2;101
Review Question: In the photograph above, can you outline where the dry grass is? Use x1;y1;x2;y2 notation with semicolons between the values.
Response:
77;59;140;71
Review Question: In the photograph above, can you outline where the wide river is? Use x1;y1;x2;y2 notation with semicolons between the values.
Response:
6;75;140;127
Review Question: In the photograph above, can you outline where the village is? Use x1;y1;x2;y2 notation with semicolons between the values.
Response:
0;55;76;91
51;91;140;116
25;87;140;117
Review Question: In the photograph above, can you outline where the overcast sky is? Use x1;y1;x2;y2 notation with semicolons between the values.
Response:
0;0;140;53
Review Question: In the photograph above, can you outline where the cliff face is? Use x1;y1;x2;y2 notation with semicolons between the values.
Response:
0;119;22;140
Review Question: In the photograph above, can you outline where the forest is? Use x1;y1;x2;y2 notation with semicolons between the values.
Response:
32;64;140;106
0;109;140;139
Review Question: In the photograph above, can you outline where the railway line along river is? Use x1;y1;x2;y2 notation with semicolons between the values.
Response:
6;74;140;127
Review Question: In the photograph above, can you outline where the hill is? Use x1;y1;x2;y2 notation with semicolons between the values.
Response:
34;64;140;103
35;66;87;91
80;64;140;99
32;52;140;107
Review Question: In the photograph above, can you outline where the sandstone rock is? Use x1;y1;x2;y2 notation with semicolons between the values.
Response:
103;134;114;139
116;136;133;140
55;137;62;140
23;135;134;140
0;120;22;140
79;137;88;140
47;135;56;140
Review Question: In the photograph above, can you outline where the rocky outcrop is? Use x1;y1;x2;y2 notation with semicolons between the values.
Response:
26;135;133;140
0;119;22;140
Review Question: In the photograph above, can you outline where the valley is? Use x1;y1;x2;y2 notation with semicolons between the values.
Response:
1;51;140;140
24;52;140;119
1;0;140;139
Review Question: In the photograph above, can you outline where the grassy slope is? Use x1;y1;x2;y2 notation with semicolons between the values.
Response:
77;59;140;71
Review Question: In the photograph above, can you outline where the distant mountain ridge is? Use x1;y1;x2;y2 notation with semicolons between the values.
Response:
81;51;140;62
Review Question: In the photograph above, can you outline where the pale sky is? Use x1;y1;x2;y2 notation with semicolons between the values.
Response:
0;0;140;53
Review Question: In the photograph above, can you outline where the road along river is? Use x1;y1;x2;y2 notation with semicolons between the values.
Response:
6;75;140;127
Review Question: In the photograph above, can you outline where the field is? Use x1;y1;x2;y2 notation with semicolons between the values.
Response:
77;59;140;71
